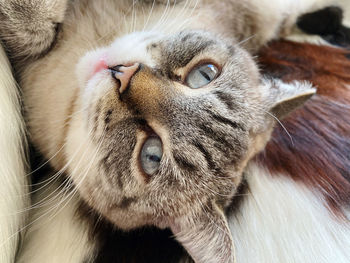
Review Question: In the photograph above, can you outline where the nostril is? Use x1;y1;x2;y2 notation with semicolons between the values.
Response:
110;63;140;94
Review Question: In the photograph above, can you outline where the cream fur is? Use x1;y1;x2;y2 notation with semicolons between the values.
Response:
0;44;28;263
229;162;350;263
1;0;350;262
16;181;96;263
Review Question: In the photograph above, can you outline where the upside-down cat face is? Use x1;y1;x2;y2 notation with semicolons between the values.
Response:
74;30;259;223
51;30;315;262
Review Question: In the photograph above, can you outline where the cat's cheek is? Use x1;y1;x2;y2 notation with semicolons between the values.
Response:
82;71;114;99
64;110;114;215
77;71;117;130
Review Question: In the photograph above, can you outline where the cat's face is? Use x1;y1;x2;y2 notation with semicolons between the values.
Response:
72;30;258;224
45;30;314;262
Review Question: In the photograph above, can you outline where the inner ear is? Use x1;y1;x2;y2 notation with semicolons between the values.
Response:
170;201;235;263
263;78;316;119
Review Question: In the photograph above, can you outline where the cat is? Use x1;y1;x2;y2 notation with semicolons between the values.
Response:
0;0;348;262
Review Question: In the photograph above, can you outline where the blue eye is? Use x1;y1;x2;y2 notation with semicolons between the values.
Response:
140;136;162;175
186;63;219;89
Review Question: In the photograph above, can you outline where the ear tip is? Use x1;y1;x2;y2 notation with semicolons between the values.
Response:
282;80;317;94
295;80;317;94
262;77;317;92
267;79;317;119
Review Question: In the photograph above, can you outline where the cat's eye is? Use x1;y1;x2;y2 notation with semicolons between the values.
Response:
140;136;163;175
186;63;219;89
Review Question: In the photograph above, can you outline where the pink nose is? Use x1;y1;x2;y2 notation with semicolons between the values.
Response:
111;63;140;94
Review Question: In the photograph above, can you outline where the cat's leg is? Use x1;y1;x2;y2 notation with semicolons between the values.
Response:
0;0;69;63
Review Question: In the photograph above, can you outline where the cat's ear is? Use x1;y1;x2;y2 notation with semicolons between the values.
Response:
170;201;235;263
262;78;316;119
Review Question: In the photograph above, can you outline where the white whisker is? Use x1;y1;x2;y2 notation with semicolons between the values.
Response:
265;110;294;145
0;124;106;249
142;0;156;31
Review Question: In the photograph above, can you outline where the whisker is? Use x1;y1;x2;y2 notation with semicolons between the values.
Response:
170;0;200;33
2;122;96;215
142;0;156;32
235;34;256;47
150;0;171;32
46;126;108;222
193;195;232;243
265;110;294;146
0;125;106;249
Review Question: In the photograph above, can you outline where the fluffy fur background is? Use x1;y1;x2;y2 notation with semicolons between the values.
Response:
0;43;28;262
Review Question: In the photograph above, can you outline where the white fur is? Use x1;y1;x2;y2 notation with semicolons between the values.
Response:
0;44;28;262
229;162;350;263
16;182;95;263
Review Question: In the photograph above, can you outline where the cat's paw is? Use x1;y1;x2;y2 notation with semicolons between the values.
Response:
0;0;68;60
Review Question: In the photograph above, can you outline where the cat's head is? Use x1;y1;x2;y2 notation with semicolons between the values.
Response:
65;30;314;262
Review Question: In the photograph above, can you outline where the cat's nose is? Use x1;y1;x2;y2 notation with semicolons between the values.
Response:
110;63;140;94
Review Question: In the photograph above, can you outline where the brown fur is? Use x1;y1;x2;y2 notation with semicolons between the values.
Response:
257;40;350;216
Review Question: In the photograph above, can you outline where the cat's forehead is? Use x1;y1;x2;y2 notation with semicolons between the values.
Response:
151;30;231;70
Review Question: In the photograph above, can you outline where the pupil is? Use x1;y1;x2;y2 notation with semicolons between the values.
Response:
148;154;160;162
199;70;211;81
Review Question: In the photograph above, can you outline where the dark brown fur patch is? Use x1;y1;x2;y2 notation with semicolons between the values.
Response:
104;109;112;124
115;196;137;209
205;109;245;131
257;40;350;216
173;151;198;172
191;140;218;171
214;91;237;111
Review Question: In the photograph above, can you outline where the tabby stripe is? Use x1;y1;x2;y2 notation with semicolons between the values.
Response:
198;123;232;154
205;109;245;131
116;196;136;209
104;109;112;124
100;149;113;172
92;101;102;138
191;140;217;171
214;91;236;111
173;151;197;171
116;172;124;189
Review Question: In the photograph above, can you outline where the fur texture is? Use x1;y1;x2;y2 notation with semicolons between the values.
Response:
229;163;350;263
258;40;350;215
0;0;349;262
0;44;28;262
